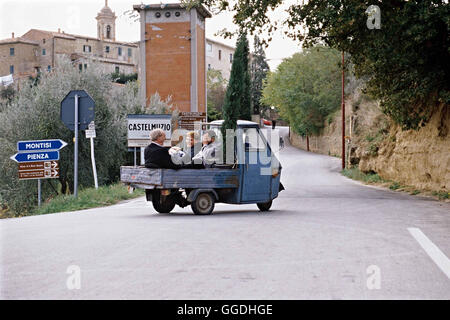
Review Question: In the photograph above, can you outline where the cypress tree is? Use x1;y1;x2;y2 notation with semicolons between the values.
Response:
221;31;251;162
240;33;252;121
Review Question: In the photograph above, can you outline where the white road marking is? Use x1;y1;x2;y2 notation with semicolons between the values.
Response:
408;227;450;279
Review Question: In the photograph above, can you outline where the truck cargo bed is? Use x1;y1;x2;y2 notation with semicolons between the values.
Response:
120;166;240;189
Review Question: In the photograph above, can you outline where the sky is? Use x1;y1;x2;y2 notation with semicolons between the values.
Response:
0;0;302;70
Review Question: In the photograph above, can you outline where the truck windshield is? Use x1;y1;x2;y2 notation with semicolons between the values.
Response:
242;128;266;151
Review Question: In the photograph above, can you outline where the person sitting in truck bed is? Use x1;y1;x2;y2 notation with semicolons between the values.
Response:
144;129;182;170
192;130;219;168
185;131;202;162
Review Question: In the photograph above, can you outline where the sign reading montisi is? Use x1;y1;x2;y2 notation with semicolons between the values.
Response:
127;114;172;147
10;139;67;181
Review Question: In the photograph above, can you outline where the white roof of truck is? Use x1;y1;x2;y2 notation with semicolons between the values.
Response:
209;120;258;126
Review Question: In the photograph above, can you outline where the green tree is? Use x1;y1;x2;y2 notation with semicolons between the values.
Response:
240;33;252;121
250;35;270;116
222;32;252;125
191;0;449;129
262;46;342;136
206;69;226;121
221;31;251;162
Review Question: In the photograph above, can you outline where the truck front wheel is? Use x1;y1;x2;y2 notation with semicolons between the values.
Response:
191;192;215;215
257;200;272;212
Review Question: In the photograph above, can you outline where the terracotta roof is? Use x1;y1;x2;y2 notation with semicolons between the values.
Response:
22;29;138;46
24;29;76;40
0;37;39;45
206;38;236;51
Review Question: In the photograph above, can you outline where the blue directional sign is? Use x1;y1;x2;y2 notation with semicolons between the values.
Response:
17;139;67;152
10;151;60;163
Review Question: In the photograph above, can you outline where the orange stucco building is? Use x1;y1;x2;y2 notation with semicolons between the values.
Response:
133;3;211;113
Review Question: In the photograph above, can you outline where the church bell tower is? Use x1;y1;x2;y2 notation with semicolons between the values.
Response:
96;0;117;41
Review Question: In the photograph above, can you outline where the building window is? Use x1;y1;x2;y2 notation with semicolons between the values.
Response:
47;65;51;72
115;66;119;73
10;47;14;56
218;49;221;60
9;65;14;74
207;43;212;52
43;39;46;44
84;64;87;70
79;64;83;71
83;45;91;53
118;47;122;56
42;49;46;56
106;25;111;39
230;53;233;63
128;48;132;57
105;46;110;53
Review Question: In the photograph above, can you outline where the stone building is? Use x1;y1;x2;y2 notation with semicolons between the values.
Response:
206;38;236;80
0;34;39;79
0;1;138;82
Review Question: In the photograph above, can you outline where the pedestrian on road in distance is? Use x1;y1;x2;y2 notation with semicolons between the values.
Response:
272;119;277;129
279;136;284;149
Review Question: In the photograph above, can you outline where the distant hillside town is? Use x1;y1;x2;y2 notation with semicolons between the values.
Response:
0;1;236;86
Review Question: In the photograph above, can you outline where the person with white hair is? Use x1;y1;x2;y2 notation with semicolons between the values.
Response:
192;130;219;168
144;129;181;169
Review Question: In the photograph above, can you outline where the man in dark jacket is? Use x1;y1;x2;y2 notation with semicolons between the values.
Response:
144;129;181;169
144;129;189;208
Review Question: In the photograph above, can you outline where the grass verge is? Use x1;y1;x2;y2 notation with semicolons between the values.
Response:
341;168;386;184
341;167;449;201
35;183;144;215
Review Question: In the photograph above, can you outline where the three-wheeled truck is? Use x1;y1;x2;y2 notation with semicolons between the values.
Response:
120;120;284;215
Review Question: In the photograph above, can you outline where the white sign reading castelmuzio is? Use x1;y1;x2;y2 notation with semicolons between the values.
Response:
127;114;172;147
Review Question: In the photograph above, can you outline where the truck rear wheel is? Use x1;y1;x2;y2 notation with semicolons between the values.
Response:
191;192;215;215
152;191;175;214
257;200;272;212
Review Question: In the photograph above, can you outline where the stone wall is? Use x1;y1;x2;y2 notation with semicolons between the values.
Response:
357;103;449;191
290;92;449;192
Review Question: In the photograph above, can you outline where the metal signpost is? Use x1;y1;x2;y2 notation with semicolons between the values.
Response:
61;90;95;198
86;121;98;189
10;139;67;206
127;114;172;166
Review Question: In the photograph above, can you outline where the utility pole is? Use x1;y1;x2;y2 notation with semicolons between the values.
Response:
341;51;346;170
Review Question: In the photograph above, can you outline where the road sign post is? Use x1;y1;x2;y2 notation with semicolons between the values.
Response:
86;121;98;189
17;161;59;179
61;90;95;198
74;94;79;198
38;179;41;207
10;139;66;206
127;114;172;148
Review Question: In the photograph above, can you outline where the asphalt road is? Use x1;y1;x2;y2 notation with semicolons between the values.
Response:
1;127;449;299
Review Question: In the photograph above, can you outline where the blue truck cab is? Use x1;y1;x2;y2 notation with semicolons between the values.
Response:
120;120;284;215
